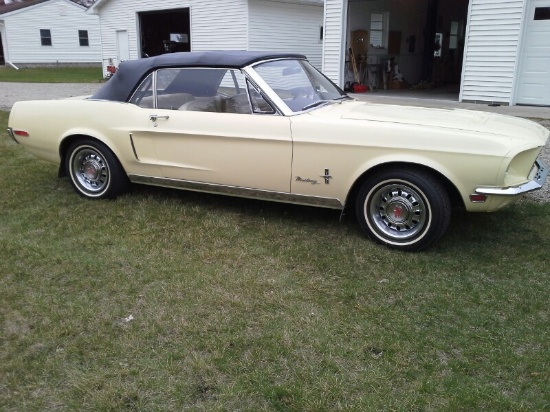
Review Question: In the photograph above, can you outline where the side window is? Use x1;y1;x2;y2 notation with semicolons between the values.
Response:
213;69;253;114
40;29;52;46
369;12;389;49
155;69;196;110
218;70;247;96
79;30;89;47
247;81;275;114
130;68;272;115
129;73;154;108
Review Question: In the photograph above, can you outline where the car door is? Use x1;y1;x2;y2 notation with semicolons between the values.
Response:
133;68;293;193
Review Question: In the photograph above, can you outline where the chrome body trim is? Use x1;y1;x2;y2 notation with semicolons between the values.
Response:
128;174;344;209
7;127;19;144
476;159;548;196
129;133;140;161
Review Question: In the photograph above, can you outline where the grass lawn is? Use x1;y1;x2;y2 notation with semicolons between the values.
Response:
0;67;103;83
1;110;549;411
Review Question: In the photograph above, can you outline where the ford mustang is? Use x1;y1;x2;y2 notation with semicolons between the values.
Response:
7;51;549;251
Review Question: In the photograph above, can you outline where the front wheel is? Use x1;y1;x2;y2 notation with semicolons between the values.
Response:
66;139;128;199
356;169;451;252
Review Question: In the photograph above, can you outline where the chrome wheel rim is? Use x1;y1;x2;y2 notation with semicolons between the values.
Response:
367;180;429;241
71;146;110;194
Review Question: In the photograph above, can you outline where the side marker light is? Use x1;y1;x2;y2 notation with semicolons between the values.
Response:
469;194;487;203
14;130;30;137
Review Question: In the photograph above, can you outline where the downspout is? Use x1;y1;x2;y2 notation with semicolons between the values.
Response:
0;21;17;68
509;0;530;106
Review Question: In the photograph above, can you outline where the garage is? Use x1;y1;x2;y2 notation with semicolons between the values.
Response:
89;0;323;79
326;0;469;95
516;1;550;106
139;8;190;58
324;0;550;106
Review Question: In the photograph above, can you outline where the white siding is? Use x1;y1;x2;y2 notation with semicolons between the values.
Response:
515;0;550;106
322;0;347;87
460;0;525;103
92;0;249;71
248;0;323;68
1;0;101;65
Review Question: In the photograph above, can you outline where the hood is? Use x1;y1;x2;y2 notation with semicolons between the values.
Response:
319;101;549;146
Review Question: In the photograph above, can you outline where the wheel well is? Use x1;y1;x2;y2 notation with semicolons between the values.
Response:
57;134;103;178
345;162;464;212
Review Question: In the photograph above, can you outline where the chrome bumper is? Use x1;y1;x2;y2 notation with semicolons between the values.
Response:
6;127;19;144
476;159;548;196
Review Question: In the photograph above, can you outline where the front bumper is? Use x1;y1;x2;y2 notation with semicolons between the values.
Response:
476;159;548;196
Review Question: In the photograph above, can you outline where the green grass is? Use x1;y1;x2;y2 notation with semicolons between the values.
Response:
1;110;549;411
0;67;102;83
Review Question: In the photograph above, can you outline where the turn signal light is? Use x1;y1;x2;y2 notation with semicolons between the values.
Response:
469;193;487;203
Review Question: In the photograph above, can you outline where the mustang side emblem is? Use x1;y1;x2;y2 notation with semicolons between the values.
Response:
295;169;333;185
295;176;320;185
321;169;333;185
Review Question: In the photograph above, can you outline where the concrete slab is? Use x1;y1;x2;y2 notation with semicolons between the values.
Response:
349;91;550;120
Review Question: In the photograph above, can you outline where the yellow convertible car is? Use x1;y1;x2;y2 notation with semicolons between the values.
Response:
7;51;549;251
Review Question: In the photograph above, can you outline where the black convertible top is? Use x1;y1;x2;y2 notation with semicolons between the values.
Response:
91;50;306;103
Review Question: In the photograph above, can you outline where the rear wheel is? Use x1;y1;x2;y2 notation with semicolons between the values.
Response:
356;169;451;251
66;139;128;199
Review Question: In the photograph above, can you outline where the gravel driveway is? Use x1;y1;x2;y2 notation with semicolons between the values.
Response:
0;82;102;111
2;81;548;202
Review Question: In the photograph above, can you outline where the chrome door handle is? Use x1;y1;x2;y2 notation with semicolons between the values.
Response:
150;114;170;121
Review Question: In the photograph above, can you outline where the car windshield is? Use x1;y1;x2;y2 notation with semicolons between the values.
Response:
253;59;348;113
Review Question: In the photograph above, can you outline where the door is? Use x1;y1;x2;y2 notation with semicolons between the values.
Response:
149;111;292;192
516;1;550;106
116;30;130;63
130;68;293;193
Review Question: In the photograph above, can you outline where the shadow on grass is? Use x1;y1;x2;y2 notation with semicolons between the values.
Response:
126;182;549;256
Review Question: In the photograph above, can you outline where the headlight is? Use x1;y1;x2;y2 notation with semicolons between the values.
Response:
504;148;543;186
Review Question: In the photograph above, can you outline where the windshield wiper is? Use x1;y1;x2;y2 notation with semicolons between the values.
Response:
301;100;332;111
301;96;351;111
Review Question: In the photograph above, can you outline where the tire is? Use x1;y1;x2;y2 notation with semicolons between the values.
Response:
356;168;451;252
65;138;129;199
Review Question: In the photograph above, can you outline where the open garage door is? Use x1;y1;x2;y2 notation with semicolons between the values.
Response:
139;8;190;58
516;1;550;106
345;0;468;93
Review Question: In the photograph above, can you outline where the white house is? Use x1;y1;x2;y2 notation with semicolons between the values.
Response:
87;0;324;77
0;0;101;67
461;0;550;106
322;0;550;106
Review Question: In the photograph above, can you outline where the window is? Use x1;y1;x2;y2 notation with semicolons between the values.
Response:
79;30;89;47
534;7;550;20
449;22;458;49
369;12;389;49
449;21;464;50
130;68;254;114
40;29;52;46
247;81;275;114
170;33;189;44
